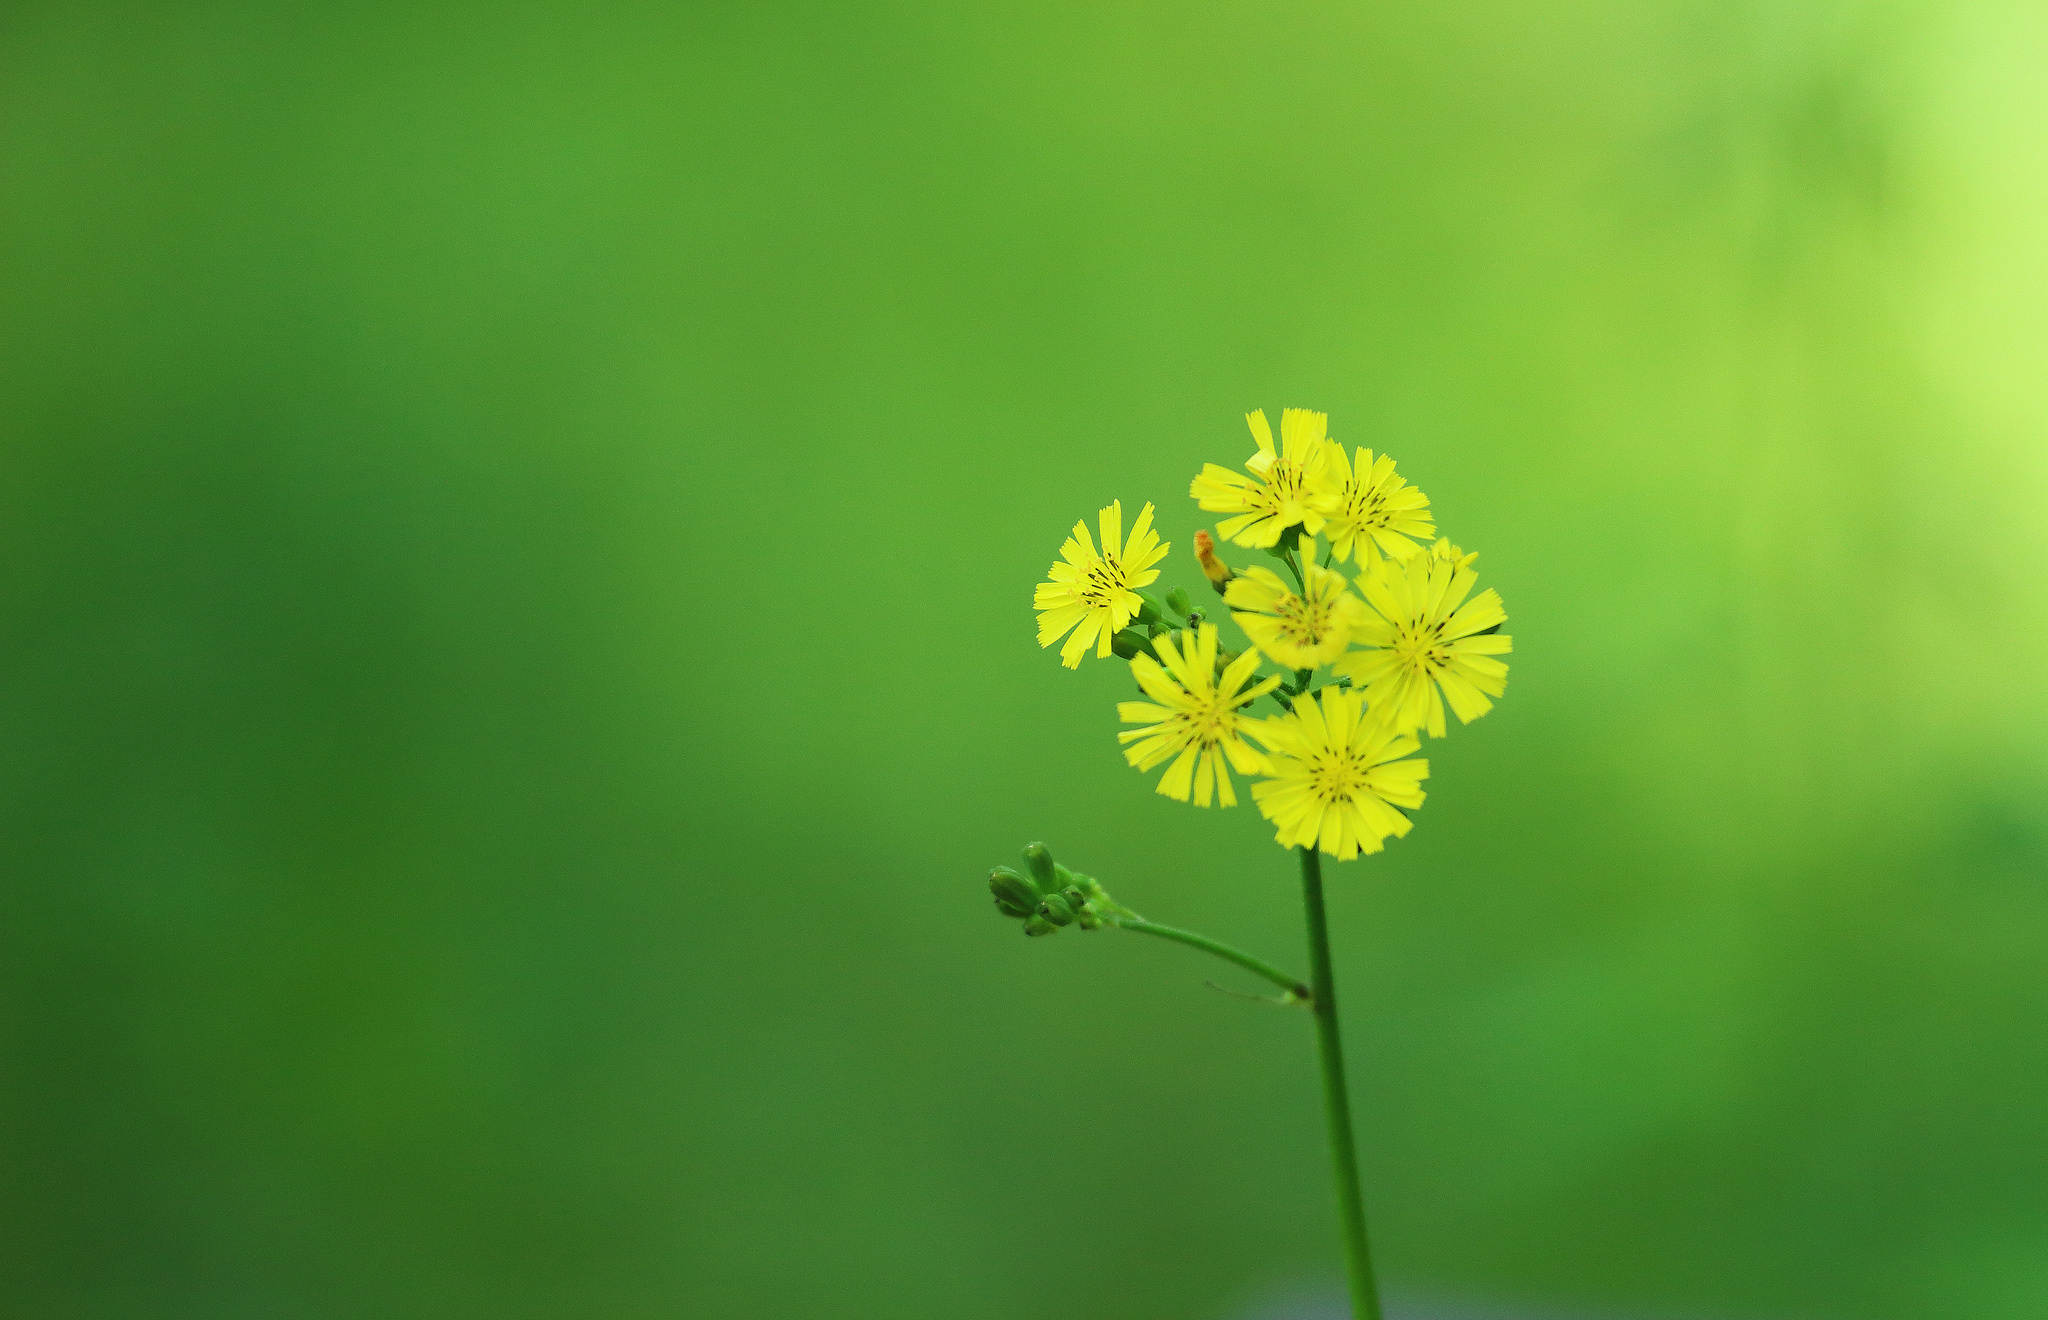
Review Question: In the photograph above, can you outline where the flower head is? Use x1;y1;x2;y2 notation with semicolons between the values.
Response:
1223;541;1369;669
1118;624;1280;807
1190;408;1340;548
1321;446;1434;565
1034;500;1169;668
1332;540;1511;736
1248;687;1428;860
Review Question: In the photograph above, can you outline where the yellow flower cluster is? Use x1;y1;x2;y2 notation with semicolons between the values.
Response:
1033;408;1512;861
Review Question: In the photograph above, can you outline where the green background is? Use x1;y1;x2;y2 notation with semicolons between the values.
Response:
4;2;2046;1317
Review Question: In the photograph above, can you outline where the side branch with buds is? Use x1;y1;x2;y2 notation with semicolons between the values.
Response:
989;842;1311;1005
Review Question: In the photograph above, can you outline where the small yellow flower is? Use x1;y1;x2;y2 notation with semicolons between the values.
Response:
1034;500;1169;668
1223;540;1369;669
1321;446;1434;565
1190;408;1340;548
1332;540;1511;737
1118;624;1280;807
1248;687;1428;860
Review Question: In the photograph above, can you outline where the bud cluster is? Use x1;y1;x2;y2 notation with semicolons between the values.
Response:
988;842;1131;937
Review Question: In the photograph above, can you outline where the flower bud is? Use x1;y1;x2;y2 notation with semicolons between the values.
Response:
1194;530;1236;595
1165;586;1192;616
1022;842;1057;891
1110;628;1151;660
989;866;1039;916
1037;892;1077;926
1022;915;1059;937
1134;591;1168;627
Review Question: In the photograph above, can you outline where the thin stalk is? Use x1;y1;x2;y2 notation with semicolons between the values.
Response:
1299;846;1382;1320
1108;916;1310;1003
1281;544;1307;592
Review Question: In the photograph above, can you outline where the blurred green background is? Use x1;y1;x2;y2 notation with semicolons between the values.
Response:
3;2;2046;1317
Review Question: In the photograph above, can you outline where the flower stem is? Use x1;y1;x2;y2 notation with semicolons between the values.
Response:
1299;845;1382;1320
1282;545;1307;592
1107;916;1310;1003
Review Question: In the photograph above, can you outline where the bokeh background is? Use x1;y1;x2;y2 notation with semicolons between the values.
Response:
3;2;2046;1318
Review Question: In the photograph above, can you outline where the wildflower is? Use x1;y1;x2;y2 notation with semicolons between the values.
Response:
1320;446;1434;565
1332;540;1511;737
1193;529;1236;594
1249;686;1428;860
1190;408;1340;548
1223;540;1369;669
1118;624;1280;807
1034;500;1169;668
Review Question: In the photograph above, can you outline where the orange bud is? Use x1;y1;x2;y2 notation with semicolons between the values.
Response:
1194;529;1235;594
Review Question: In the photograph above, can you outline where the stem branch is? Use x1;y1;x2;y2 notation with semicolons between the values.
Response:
1109;917;1310;1003
1299;846;1382;1320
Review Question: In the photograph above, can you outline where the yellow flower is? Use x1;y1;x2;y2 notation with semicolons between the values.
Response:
1248;686;1428;860
1332;539;1511;737
1321;446;1434;565
1223;540;1369;669
1117;624;1280;807
1034;500;1169;668
1190;408;1340;548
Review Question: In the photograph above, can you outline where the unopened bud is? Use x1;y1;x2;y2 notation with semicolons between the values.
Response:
1037;892;1077;926
1134;591;1167;627
1165;586;1192;616
1023;842;1057;891
1110;628;1150;660
1194;530;1236;594
1022;915;1059;937
990;866;1039;915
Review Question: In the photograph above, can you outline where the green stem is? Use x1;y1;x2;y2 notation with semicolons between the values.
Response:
1282;545;1307;592
1109;917;1310;1002
1299;846;1382;1320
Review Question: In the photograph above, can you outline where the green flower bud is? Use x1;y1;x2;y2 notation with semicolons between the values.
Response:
1037;892;1077;926
1109;628;1150;660
1134;591;1167;626
1022;915;1059;937
1023;843;1057;891
994;894;1034;919
1165;586;1192;616
989;866;1039;915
